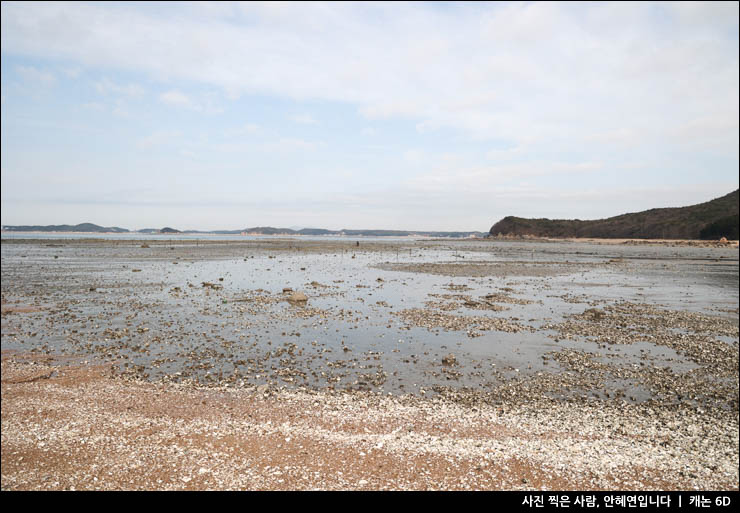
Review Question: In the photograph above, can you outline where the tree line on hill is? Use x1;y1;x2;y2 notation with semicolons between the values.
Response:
489;190;739;240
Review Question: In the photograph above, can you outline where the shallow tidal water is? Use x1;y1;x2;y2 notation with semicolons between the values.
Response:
1;238;737;405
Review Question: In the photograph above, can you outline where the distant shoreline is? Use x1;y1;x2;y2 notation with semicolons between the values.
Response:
0;229;486;238
1;231;737;248
0;230;479;239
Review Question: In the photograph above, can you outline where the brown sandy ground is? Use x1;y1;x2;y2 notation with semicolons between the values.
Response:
2;353;737;491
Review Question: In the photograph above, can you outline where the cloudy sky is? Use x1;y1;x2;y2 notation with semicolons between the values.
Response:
1;2;738;231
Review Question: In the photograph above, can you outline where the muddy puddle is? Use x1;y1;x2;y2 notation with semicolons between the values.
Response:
1;238;737;409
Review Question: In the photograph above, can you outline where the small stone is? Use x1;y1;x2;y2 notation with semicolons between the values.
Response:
288;291;308;303
256;384;270;395
442;353;457;366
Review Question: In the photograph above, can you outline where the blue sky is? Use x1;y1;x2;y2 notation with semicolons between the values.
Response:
1;1;738;231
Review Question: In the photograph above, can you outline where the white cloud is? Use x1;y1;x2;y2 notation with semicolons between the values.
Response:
61;66;81;78
223;123;262;138
158;89;223;113
485;146;524;160
402;149;424;165
15;65;56;86
669;116;740;150
159;89;192;108
2;1;736;155
81;101;105;111
291;113;318;125
95;77;144;96
242;123;261;134
406;160;605;194
111;99;134;119
136;130;182;149
274;137;321;151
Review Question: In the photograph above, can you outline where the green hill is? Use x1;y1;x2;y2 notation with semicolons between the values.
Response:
489;190;739;240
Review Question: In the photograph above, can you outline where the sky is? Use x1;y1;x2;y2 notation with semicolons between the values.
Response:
1;1;738;232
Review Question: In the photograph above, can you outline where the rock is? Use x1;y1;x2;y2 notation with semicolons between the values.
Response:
442;353;457;366
283;287;293;293
583;308;605;320
288;291;308;303
256;384;270;395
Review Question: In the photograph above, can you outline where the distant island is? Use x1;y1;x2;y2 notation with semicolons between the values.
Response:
1;223;486;238
489;190;739;240
0;223;130;233
236;227;487;238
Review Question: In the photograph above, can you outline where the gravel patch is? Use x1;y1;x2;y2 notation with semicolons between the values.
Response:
2;355;737;491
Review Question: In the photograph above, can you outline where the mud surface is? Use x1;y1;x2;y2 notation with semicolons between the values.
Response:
1;237;738;489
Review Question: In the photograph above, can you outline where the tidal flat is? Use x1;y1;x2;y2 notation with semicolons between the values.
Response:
1;237;738;490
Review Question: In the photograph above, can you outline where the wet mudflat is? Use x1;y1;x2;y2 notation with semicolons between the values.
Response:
2;237;737;404
1;237;738;489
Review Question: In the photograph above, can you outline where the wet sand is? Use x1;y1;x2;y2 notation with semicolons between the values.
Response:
1;238;738;490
